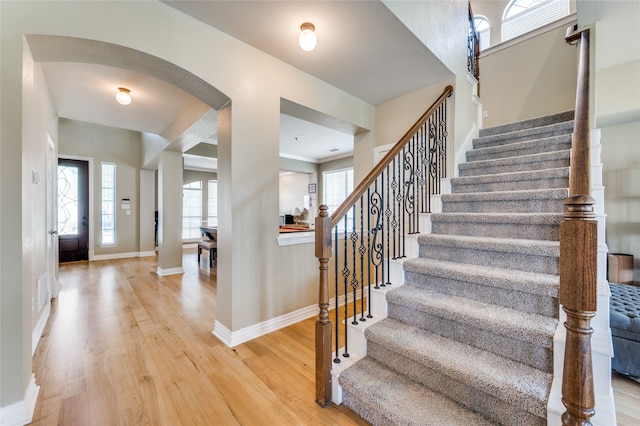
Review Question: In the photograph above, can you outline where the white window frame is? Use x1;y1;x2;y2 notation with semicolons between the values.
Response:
182;181;203;240
207;180;218;227
323;167;354;232
502;0;570;42
100;162;117;246
474;15;491;51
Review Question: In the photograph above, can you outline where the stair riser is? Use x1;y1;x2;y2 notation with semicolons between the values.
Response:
459;157;570;177
468;138;571;163
442;199;565;214
388;303;553;372
367;342;546;425
403;270;558;316
431;221;559;241
451;176;569;193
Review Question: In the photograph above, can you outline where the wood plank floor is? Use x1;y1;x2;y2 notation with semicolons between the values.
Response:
30;251;639;425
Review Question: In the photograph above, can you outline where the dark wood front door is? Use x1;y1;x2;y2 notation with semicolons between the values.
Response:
58;158;89;262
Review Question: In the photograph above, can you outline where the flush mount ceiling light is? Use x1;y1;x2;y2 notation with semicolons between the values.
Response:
115;87;132;105
298;22;317;51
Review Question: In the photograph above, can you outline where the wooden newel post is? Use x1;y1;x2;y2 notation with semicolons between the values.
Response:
560;28;597;426
315;205;333;407
559;196;597;425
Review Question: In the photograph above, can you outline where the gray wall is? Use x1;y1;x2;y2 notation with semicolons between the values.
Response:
58;119;142;257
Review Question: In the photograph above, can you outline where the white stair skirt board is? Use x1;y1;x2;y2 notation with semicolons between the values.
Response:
332;315;385;405
0;374;39;426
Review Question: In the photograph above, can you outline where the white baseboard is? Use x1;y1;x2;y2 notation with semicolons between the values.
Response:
156;266;184;276
0;374;39;426
212;290;366;347
139;250;157;257
93;251;145;261
32;303;51;356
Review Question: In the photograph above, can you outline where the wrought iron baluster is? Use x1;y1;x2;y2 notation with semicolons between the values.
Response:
350;205;359;325
370;179;383;289
342;212;350;359
366;188;373;318
333;225;340;364
359;197;366;322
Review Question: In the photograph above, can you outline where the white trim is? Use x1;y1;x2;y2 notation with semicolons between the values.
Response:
32;303;51;357
93;251;143;261
481;14;576;58
0;374;39;426
139;250;157;257
156;266;184;276
277;231;314;246
212;288;365;347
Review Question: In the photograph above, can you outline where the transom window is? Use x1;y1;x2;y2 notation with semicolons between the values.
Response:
502;0;570;42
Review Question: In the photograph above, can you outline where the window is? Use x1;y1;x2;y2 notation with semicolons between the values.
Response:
207;180;218;227
183;181;202;240
323;168;354;230
502;0;570;42
101;162;116;245
474;15;491;51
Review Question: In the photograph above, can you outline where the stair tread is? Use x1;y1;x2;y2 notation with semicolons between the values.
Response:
403;257;558;297
417;233;559;256
431;212;563;224
468;134;572;160
340;357;495;426
388;285;557;347
479;111;574;137
474;121;574;148
451;167;569;185
442;187;568;201
459;149;570;171
366;318;552;416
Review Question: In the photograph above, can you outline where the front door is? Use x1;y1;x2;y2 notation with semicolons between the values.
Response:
58;158;89;262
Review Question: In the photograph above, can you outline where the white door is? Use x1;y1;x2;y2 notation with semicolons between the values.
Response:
47;135;59;298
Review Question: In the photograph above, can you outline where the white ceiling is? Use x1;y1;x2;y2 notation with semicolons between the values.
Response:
39;1;451;167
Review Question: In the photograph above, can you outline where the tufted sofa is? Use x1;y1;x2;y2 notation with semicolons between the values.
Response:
609;283;640;379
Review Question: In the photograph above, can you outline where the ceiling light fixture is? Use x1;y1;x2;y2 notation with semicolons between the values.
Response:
299;22;317;52
115;87;132;105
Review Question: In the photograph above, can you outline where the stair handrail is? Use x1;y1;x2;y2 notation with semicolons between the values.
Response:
559;25;597;425
315;85;453;407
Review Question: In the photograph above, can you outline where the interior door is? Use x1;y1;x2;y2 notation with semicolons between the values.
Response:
58;158;89;262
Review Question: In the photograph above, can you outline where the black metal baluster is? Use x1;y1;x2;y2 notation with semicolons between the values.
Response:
333;225;340;364
342;211;350;359
359;197;366;322
366;188;373;318
371;180;383;289
350;205;359;325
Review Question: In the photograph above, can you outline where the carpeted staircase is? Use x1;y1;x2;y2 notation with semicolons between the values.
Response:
339;111;575;425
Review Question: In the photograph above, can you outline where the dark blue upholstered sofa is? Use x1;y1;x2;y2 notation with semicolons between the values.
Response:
610;283;640;379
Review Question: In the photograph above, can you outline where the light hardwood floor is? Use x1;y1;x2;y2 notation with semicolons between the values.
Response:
30;251;639;425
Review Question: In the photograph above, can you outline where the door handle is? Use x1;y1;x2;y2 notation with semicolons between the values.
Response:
49;230;58;235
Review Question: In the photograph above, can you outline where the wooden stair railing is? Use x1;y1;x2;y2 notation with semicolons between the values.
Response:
315;85;453;407
560;26;597;425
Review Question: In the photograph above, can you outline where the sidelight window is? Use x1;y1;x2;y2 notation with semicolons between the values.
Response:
101;162;116;245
